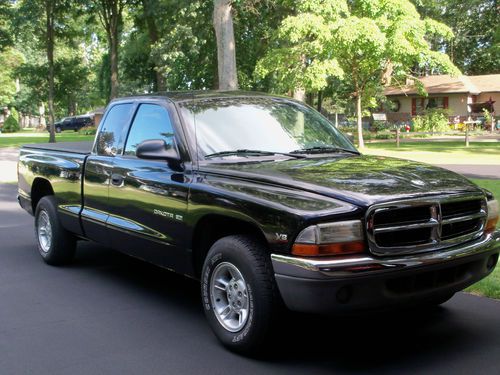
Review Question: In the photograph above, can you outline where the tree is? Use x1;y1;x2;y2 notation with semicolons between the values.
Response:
255;1;345;101
257;0;459;147
46;0;56;142
94;0;125;99
331;1;459;147
0;48;24;105
141;0;165;91
0;0;13;51
147;1;217;91
213;0;238;90
412;0;499;74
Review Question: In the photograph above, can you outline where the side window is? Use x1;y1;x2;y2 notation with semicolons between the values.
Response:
124;104;175;156
95;103;134;156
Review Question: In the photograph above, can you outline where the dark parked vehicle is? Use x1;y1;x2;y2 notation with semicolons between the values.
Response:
49;115;93;133
18;92;499;353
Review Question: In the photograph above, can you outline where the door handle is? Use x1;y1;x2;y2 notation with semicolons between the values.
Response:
111;174;124;186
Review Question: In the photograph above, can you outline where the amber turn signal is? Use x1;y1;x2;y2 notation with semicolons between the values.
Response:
486;199;499;234
292;241;366;256
485;218;499;234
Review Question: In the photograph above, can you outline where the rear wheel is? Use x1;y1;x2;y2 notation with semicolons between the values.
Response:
201;235;279;354
55;126;62;133
35;196;76;265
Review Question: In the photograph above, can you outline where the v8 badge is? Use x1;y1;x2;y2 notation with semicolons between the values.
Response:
275;233;288;242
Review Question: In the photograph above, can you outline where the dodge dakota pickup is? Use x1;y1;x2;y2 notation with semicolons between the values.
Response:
17;92;500;353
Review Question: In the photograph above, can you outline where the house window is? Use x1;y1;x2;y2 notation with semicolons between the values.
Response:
412;97;449;115
412;98;425;115
427;97;449;110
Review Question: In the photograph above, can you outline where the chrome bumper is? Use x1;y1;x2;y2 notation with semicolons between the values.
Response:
272;231;500;280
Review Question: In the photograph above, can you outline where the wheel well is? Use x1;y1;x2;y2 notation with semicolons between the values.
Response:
31;178;54;212
192;215;268;278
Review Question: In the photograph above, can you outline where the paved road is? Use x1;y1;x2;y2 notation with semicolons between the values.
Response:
0;147;18;183
437;164;500;179
1;183;500;374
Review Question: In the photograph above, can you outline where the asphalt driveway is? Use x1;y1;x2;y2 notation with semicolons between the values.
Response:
1;183;499;374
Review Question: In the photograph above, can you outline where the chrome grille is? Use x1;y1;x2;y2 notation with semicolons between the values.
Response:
366;194;487;256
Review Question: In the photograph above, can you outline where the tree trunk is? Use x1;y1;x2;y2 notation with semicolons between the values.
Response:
356;93;364;148
109;32;119;99
46;0;56;143
292;54;307;102
317;90;323;112
97;1;123;100
213;0;238;90
142;0;165;91
293;88;305;102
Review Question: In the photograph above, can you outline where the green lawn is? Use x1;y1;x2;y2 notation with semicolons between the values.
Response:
0;129;94;148
466;179;500;299
363;141;500;165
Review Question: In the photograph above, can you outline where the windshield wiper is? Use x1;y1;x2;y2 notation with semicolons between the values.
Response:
204;149;305;159
290;146;360;155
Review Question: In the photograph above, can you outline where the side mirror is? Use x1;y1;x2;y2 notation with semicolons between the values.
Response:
136;139;183;170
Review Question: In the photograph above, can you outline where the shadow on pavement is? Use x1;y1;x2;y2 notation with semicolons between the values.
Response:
70;240;489;373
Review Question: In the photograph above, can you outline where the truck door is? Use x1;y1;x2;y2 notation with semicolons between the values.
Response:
82;103;135;246
107;102;190;273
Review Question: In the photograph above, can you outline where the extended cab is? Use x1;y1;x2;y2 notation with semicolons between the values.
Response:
18;92;500;353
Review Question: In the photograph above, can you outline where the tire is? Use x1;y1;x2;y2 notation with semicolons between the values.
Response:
201;235;279;354
56;126;62;133
34;196;76;265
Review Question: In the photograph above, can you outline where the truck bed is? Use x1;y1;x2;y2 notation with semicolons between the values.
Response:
22;141;93;155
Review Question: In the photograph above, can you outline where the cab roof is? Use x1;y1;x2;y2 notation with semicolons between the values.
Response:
110;90;289;104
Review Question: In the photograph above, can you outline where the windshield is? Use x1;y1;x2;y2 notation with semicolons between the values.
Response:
179;97;357;159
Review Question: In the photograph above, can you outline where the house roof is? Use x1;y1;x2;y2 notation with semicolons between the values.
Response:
384;74;500;96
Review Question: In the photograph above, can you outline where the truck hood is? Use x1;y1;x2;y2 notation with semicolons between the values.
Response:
200;155;482;207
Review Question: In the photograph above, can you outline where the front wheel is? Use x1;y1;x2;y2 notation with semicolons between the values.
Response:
55;126;62;133
201;235;279;354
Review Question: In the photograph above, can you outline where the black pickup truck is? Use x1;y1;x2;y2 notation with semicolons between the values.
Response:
18;92;499;353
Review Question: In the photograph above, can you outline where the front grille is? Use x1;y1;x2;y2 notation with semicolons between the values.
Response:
366;194;487;256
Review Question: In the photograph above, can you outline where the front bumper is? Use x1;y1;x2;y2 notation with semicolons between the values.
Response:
272;231;500;313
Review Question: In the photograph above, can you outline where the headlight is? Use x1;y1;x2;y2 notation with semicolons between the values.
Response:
486;199;499;234
292;220;366;256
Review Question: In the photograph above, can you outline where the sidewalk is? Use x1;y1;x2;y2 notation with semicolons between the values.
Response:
0;147;18;183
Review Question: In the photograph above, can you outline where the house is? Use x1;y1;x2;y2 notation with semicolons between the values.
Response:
384;74;500;123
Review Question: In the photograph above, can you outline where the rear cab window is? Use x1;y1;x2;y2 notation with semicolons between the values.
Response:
94;103;134;156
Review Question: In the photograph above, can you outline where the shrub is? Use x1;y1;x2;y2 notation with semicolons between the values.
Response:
2;114;20;133
371;120;392;132
78;125;97;135
412;108;451;133
375;130;395;139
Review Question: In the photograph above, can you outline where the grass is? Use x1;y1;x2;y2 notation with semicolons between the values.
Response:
363;141;500;165
0;129;94;148
466;179;500;299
